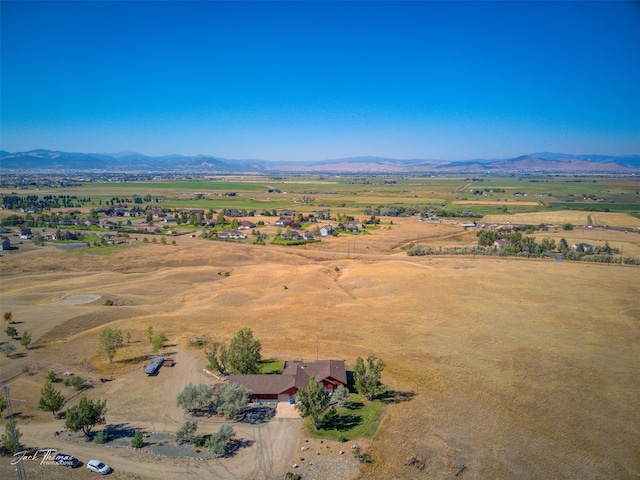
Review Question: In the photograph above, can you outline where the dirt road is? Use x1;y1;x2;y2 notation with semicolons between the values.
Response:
1;349;304;480
2;414;303;480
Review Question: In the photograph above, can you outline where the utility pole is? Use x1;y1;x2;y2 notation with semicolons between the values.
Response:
2;385;27;480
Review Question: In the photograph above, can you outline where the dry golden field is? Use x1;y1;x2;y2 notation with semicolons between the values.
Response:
1;218;639;479
483;210;640;229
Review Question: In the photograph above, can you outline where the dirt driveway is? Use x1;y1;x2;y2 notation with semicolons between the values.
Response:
0;348;304;480
3;416;303;480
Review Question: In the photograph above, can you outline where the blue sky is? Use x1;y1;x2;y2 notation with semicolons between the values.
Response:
1;1;639;161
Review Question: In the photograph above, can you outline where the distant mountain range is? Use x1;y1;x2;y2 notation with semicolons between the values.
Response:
1;149;638;174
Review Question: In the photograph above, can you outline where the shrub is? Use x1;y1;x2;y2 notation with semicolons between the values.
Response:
131;430;144;448
352;445;371;463
93;431;108;444
64;375;85;390
187;335;210;348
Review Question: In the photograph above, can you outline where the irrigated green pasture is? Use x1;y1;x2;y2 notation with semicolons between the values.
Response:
4;174;639;220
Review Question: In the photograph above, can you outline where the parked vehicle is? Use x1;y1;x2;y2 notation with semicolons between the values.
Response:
54;453;80;468
87;459;111;474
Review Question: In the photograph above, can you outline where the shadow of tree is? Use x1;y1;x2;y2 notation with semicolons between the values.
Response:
379;390;416;404
237;406;276;424
224;438;254;457
115;355;150;365
321;410;362;431
104;423;139;441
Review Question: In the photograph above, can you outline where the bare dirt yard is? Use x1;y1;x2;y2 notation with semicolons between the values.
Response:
1;217;639;479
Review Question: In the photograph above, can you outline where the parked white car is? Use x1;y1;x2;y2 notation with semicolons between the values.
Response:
87;459;111;474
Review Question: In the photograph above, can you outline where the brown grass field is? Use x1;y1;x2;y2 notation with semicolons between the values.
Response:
1;217;639;479
483;211;640;229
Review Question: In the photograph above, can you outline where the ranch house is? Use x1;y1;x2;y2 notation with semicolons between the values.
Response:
227;359;347;402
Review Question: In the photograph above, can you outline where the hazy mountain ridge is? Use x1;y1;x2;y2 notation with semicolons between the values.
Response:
1;149;638;173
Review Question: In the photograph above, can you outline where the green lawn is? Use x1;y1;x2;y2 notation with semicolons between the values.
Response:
68;242;141;256
303;393;385;440
258;359;284;374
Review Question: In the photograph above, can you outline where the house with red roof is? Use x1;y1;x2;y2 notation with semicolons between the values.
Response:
227;359;347;402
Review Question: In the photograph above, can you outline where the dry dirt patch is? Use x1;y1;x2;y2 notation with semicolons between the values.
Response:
53;294;102;305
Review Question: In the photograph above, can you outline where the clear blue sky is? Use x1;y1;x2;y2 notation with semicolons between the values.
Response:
1;1;639;161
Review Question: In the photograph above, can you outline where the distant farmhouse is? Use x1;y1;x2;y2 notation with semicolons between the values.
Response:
571;243;595;253
218;230;247;240
319;225;334;236
227;359;347;402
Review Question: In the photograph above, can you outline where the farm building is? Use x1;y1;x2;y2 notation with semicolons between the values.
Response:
493;239;512;249
571;243;595;253
227;359;347;401
218;230;247;239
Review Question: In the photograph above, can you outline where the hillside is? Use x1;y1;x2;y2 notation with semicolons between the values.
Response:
1;149;638;173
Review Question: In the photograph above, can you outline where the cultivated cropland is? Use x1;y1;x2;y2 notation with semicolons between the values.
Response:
1;173;639;479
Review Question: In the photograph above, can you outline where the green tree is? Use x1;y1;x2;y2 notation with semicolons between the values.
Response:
151;332;167;352
125;331;131;343
563;223;574;230
175;419;199;445
20;330;31;350
0;395;6;416
204;341;228;374
333;384;351;407
99;327;123;364
230;218;239;229
65;396;107;436
227;327;262;374
353;354;386;401
38;380;66;418
176;383;213;414
215;382;251;418
1;418;22;452
4;326;17;338
295;375;330;430
1;342;16;357
477;230;498;247
541;237;556;252
131;430;144;448
207;424;236;457
147;325;154;344
558;237;569;252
